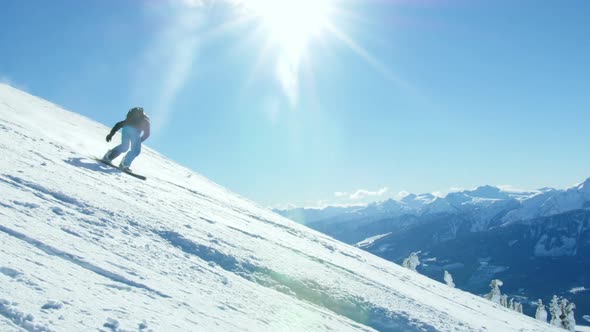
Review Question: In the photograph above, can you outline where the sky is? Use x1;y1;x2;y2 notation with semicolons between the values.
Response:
1;0;589;208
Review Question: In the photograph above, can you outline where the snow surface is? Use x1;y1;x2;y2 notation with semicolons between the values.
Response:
355;233;392;249
569;287;589;295
0;83;560;331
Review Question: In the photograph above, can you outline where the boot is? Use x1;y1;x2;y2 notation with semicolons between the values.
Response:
102;150;113;163
119;161;132;172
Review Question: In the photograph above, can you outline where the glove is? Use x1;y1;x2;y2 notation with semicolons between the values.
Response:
106;134;113;142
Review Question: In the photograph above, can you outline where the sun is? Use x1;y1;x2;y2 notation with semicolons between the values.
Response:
233;0;333;105
230;0;392;108
243;0;331;56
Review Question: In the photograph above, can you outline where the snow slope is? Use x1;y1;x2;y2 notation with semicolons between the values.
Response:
0;83;559;331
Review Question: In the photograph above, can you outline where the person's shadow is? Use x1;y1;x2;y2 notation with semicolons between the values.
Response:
65;157;118;175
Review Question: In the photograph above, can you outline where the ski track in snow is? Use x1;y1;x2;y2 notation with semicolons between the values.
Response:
0;83;561;331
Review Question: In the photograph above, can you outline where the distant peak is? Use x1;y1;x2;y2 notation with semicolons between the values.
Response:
577;178;590;193
474;185;500;192
470;185;502;196
400;193;417;201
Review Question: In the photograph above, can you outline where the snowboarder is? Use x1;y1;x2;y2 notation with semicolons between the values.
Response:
102;107;150;171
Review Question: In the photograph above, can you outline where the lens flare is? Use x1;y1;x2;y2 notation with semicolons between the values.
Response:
235;0;333;106
244;0;330;55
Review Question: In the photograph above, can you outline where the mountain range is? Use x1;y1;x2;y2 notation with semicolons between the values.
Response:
277;180;590;230
276;180;590;323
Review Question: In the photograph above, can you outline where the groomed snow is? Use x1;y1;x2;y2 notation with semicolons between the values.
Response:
0;84;560;331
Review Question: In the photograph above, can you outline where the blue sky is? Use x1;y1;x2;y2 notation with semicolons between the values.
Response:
1;0;589;207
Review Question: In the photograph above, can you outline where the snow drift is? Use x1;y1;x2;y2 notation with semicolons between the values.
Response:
0;84;558;331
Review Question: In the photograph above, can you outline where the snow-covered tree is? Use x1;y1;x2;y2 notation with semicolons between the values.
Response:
549;295;562;327
481;280;524;315
535;299;547;322
514;302;523;314
484;279;503;304
563;301;576;331
443;270;455;288
402;252;420;272
554;298;576;331
500;295;508;308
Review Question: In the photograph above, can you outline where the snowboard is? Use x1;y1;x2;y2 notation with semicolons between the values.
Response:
95;158;147;180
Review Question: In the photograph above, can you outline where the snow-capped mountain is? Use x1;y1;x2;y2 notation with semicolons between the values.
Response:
278;180;590;231
0;83;561;331
503;179;590;224
277;180;590;325
272;205;362;224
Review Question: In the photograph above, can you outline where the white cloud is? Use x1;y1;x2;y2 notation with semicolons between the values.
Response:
350;187;389;199
349;187;389;200
334;187;390;200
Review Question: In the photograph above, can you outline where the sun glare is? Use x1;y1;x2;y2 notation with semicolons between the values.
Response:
244;0;331;56
234;0;333;105
230;0;393;108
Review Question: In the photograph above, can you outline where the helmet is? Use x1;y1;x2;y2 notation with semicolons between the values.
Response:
129;106;144;114
127;107;146;121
